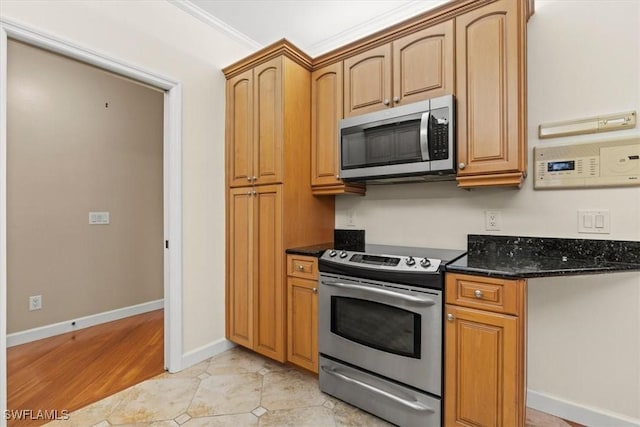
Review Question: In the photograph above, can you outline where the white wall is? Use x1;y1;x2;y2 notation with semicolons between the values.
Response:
0;0;253;354
336;0;640;422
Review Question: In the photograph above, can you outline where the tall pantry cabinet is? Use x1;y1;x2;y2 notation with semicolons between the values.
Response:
224;41;334;362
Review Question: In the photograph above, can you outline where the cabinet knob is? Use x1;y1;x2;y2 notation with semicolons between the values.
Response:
312;287;318;293
247;176;252;182
393;96;400;103
246;191;252;195
252;176;257;181
458;162;466;170
252;191;257;196
383;99;390;106
447;313;454;322
336;175;340;179
296;265;304;271
474;290;483;299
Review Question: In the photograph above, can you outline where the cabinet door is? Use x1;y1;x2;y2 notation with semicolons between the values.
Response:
393;20;454;105
253;185;285;361
456;0;524;184
253;57;284;185
445;304;524;427
287;277;318;373
226;69;253;188
227;188;254;347
311;63;343;188
343;44;392;117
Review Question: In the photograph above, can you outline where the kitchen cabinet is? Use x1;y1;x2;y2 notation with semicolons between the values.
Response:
227;57;283;188
286;255;319;373
444;273;527;426
224;44;335;363
228;185;283;359
455;0;528;188
311;62;366;195
343;21;454;118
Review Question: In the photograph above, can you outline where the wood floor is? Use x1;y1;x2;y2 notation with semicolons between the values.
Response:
7;309;164;427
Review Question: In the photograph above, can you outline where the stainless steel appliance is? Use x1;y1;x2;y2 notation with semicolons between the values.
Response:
318;244;465;427
339;95;455;183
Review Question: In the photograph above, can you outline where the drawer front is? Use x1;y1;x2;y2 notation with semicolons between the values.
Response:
287;255;318;280
445;273;523;315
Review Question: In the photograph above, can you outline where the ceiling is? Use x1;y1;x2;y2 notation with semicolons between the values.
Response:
174;0;450;57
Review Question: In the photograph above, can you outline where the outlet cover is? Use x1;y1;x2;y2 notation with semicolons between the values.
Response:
29;295;42;311
485;210;502;231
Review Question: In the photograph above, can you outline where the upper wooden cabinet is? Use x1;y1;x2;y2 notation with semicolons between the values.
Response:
227;57;283;187
311;62;366;195
343;21;454;118
393;21;454;105
343;44;392;118
455;0;528;188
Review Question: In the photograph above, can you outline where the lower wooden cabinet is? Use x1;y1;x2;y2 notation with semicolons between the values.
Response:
286;255;319;373
444;273;527;427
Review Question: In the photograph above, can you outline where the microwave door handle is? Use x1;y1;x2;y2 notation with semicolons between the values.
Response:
420;112;430;161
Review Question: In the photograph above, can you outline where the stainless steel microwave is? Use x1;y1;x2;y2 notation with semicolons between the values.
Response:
339;95;455;182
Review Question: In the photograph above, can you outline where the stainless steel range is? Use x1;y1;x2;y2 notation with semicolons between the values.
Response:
318;244;465;427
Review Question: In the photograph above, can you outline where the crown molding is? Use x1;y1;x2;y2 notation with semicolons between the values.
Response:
305;0;449;57
168;0;263;51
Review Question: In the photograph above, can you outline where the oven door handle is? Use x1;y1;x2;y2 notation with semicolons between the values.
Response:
322;281;436;306
321;366;435;413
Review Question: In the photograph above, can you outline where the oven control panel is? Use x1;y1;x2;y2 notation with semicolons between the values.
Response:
321;249;441;273
534;136;639;189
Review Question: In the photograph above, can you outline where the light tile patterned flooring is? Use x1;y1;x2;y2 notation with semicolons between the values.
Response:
45;346;573;427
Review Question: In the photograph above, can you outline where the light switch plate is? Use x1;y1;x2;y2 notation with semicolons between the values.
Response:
578;209;610;234
89;211;110;225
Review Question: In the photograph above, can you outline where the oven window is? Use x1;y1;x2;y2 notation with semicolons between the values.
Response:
331;296;421;358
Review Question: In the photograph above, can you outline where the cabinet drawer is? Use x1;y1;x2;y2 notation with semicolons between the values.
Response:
287;255;318;280
445;273;524;315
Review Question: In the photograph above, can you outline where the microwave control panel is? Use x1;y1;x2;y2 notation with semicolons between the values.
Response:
534;136;639;189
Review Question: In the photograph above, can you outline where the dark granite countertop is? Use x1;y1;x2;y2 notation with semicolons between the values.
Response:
446;235;640;279
285;243;333;257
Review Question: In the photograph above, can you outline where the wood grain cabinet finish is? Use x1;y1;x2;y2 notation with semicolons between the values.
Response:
343;44;392;118
455;0;528;188
228;185;284;361
343;22;454;118
227;57;283;187
286;255;319;373
393;20;454;105
311;63;366;195
225;47;335;364
445;273;527;427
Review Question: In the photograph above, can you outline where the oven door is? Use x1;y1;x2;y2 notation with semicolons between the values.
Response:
318;272;442;396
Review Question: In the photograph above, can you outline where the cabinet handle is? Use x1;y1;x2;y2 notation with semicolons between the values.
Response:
474;290;483;299
383;99;390;106
246;191;252;195
312;288;318;293
296;265;304;271
247;176;252;182
458;162;466;170
447;313;454;322
252;191;257;196
336;174;340;179
252;176;257;181
393;96;399;103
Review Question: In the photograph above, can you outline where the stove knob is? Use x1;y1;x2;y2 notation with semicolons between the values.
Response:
420;258;431;268
406;256;416;266
339;251;348;259
328;250;337;257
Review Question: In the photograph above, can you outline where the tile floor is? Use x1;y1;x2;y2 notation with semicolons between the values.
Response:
45;346;573;427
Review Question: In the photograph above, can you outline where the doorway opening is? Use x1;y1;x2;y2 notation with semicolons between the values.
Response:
0;19;183;422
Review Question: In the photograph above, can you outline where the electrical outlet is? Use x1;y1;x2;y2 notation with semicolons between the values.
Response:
485;210;502;231
346;210;356;227
29;295;42;311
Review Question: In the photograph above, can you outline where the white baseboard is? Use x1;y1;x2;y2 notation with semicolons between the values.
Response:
527;389;640;427
7;299;164;347
179;338;236;373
